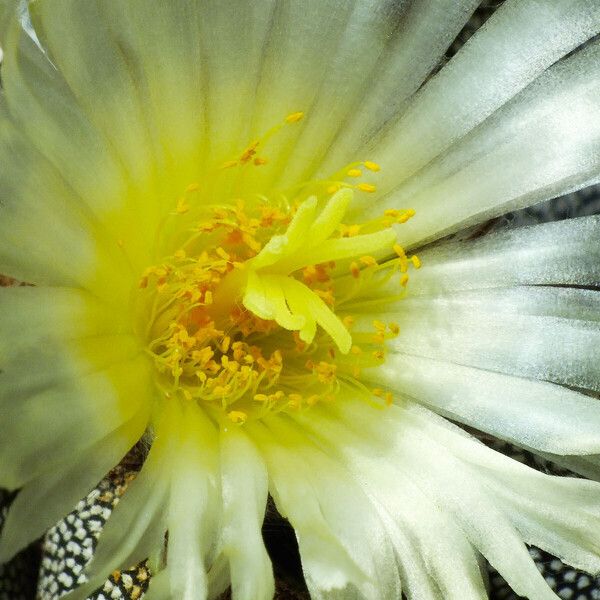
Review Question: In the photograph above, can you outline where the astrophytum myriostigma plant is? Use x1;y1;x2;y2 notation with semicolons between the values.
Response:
1;1;600;599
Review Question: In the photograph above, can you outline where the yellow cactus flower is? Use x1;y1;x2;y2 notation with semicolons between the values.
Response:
1;2;600;600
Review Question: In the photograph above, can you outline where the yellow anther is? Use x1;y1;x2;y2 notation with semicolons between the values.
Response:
400;274;409;287
176;197;190;214
288;394;303;409
357;183;377;193
340;224;361;237
384;392;393;406
221;160;239;169
216;247;231;261
239;142;259;164
139;122;415;423
372;388;383;397
363;161;381;172
227;410;248;424
373;320;386;332
393;244;406;259
411;255;421;269
285;111;305;123
359;255;377;267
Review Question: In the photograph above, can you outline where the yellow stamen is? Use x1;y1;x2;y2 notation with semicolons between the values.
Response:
357;183;377;193
285;111;305;123
137;114;419;424
364;161;381;172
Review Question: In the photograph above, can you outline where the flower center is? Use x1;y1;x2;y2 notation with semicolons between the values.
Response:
136;114;421;424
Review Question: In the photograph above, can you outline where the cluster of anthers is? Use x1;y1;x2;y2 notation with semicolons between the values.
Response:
137;113;421;424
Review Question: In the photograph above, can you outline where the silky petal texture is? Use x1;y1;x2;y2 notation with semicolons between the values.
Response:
295;399;600;599
399;405;600;575
72;401;221;600
288;408;488;600
0;116;134;294
370;353;600;455
361;1;600;219
165;403;221;600
220;427;274;600
271;0;413;189
0;408;147;563
1;21;157;277
0;287;135;403
0;0;17;47
369;37;600;246
0;286;147;489
0;355;151;490
317;0;480;179
405;215;600;292
382;310;599;390
354;269;600;391
249;418;401;600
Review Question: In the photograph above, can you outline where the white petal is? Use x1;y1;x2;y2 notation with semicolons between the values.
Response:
166;402;220;600
1;23;157;274
294;400;556;600
248;416;400;600
29;1;158;196
401;404;600;575
369;353;600;455
371;1;600;195
376;305;600;391
318;0;480;179
277;0;478;188
0;119;134;292
408;215;600;291
340;217;600;309
220;426;274;600
0;352;151;490
297;408;488;600
0;407;147;563
68;413;176;600
374;39;600;245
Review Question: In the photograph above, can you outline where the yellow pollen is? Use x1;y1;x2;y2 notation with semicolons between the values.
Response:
357;183;377;193
285;111;305;123
137;114;420;424
364;161;381;172
227;410;248;424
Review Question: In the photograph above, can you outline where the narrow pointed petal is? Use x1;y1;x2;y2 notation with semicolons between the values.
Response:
249;417;401;600
371;353;600;455
220;427;274;600
0;408;147;563
372;0;600;194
